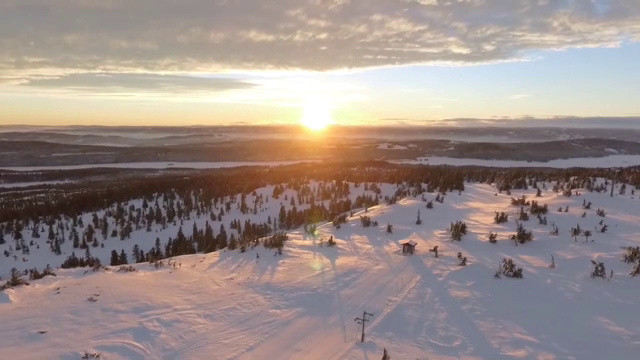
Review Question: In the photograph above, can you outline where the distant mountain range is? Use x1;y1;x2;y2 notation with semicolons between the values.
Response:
1;128;640;167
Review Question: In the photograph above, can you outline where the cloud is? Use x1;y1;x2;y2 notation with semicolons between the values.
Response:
21;73;254;94
385;116;640;128
509;94;531;100
0;0;639;78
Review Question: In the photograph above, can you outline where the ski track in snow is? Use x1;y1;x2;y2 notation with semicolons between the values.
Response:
1;182;640;359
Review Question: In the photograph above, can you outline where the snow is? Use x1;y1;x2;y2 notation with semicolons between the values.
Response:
50;152;115;156
2;181;640;359
0;182;390;278
0;290;10;304
0;180;71;188
0;161;314;172
396;155;640;168
3;156;639;173
377;143;409;150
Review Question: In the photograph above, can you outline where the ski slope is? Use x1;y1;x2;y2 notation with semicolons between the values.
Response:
2;182;640;359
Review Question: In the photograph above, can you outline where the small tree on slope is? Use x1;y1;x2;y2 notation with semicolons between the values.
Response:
381;348;390;360
591;260;606;279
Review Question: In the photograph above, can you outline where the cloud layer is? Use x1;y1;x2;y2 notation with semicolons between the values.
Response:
21;73;254;94
1;0;640;78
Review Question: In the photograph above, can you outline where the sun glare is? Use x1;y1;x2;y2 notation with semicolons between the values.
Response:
300;100;332;132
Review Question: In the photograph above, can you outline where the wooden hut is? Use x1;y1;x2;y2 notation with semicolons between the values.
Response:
400;240;417;255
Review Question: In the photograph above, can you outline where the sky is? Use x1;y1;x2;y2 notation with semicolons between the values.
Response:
0;0;639;127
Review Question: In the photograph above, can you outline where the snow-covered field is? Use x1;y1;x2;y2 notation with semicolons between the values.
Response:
4;155;640;173
2;181;640;359
0;161;313;172
377;143;411;150
396;155;640;168
0;180;72;188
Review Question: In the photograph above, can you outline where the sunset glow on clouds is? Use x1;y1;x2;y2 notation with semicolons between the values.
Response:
1;0;639;125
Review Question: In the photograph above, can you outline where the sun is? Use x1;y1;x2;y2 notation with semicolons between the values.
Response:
300;100;332;132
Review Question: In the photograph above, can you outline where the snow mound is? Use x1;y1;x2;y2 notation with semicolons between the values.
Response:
0;290;11;304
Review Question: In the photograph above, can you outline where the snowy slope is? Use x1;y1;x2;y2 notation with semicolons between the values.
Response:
2;182;640;359
0;182;393;277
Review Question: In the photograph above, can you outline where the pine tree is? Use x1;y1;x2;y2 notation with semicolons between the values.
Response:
32;224;40;238
279;205;286;229
494;211;509;224
228;235;238;250
176;226;186;242
202;221;216;253
132;244;140;263
4;267;29;288
510;222;533;244
382;348;390;360
101;219;109;239
110;250;119;266
13;226;22;241
590;260;606;278
154;237;163;259
118;249;128;265
192;222;199;242
449;221;467;241
499;258;523;278
570;224;582;242
218;225;228;249
52;238;61;255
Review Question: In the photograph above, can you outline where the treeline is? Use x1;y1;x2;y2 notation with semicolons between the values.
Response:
2;161;639;225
